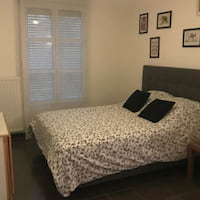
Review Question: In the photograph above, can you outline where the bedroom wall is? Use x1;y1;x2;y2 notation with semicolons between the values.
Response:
0;0;19;77
1;0;199;131
0;0;136;131
0;0;24;132
86;0;136;106
131;0;200;91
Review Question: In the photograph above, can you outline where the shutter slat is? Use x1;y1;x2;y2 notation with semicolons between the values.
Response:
60;72;82;99
59;10;82;99
26;8;82;102
30;72;54;101
27;9;54;101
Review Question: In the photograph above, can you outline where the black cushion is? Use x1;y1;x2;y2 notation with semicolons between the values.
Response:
138;99;175;123
123;90;150;112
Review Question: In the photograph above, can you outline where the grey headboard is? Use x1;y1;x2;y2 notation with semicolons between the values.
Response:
142;65;200;101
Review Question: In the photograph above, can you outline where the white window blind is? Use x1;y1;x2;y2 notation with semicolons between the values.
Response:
58;10;82;99
23;5;84;135
27;9;54;102
26;8;83;102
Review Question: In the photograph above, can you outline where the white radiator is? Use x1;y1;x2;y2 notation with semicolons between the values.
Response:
0;77;24;132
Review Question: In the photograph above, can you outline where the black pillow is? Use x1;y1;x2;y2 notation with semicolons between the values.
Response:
138;99;175;123
123;90;150;112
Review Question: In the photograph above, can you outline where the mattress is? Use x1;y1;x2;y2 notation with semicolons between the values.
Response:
31;94;200;197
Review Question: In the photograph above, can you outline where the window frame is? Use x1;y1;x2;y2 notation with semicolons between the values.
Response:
20;0;86;128
20;0;87;104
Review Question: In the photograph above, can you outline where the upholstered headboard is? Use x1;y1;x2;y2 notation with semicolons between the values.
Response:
142;65;200;101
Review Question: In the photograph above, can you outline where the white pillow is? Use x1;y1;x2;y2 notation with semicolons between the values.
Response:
148;90;173;98
148;90;174;101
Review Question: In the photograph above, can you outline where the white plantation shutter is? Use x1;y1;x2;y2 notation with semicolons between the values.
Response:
27;8;82;102
27;9;82;102
27;9;54;102
58;10;82;99
23;5;84;132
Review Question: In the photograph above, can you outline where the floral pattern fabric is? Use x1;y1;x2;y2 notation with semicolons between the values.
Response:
31;95;200;197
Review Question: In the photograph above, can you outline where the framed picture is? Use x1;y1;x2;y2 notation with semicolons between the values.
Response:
183;28;200;47
150;37;160;58
139;13;148;34
157;11;172;29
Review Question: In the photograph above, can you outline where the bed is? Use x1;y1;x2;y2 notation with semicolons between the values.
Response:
30;65;200;197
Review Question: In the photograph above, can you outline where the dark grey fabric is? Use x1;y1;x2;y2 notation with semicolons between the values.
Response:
123;90;150;112
139;99;175;122
142;65;200;102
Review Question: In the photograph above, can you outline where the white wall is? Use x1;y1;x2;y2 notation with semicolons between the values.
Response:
86;0;136;106
86;0;200;105
0;0;200;131
0;0;24;132
0;0;19;77
132;0;200;90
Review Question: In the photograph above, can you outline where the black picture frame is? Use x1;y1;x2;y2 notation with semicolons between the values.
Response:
157;11;172;29
150;37;160;58
139;13;148;34
183;28;200;47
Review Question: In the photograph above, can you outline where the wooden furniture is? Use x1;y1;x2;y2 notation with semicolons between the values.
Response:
187;141;200;179
0;112;14;200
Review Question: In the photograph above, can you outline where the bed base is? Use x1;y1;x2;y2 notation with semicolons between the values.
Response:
79;159;186;188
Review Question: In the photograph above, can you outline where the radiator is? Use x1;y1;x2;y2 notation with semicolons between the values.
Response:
0;77;24;132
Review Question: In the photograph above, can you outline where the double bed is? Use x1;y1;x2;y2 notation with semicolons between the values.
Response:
30;65;200;197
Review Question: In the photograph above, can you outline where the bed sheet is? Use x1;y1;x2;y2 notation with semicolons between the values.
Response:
31;97;200;197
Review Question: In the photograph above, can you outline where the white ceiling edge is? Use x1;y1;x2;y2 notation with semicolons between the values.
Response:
22;0;89;6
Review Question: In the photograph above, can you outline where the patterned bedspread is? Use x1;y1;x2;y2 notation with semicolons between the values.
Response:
31;93;200;197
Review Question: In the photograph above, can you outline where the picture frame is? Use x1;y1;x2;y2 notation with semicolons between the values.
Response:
150;37;160;58
139;13;148;34
183;28;200;47
157;11;172;29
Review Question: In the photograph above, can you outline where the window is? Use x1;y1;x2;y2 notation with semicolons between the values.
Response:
58;10;82;100
27;9;54;101
21;3;85;130
27;8;82;102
